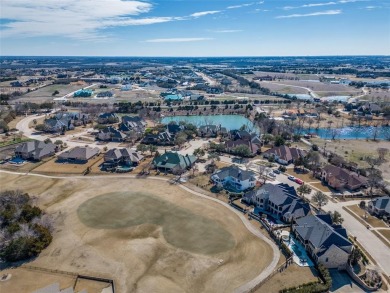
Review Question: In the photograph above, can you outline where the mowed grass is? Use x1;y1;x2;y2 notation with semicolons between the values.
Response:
378;230;390;243
347;204;388;228
33;154;103;174
77;192;235;255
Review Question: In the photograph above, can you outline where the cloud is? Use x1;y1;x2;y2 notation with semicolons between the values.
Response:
276;9;342;18
227;2;264;9
144;38;213;43
0;0;220;40
211;29;243;33
190;11;220;18
282;0;367;10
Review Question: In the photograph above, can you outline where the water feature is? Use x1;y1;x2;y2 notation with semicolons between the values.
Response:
302;126;390;140
287;94;312;101
322;96;350;102
284;235;314;267
161;114;257;131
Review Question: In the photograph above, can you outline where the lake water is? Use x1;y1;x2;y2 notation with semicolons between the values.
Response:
304;126;390;140
161;114;256;131
287;94;312;101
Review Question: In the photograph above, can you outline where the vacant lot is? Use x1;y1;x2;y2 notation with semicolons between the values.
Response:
33;154;103;174
310;138;390;183
18;84;86;102
0;173;274;293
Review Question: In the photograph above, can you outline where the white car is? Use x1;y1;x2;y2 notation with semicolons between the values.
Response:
268;172;276;178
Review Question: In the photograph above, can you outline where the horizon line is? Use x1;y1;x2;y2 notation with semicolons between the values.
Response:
1;54;389;58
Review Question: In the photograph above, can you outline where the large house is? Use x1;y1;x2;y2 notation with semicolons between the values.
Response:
225;139;260;156
44;112;90;133
211;165;256;191
97;112;119;124
198;125;227;138
243;183;311;222
58;146;100;163
368;196;390;219
118;116;146;137
103;148;144;170
152;151;196;174
97;126;126;142
15;140;56;161
320;165;367;191
142;124;183;145
293;214;353;269
264;145;307;165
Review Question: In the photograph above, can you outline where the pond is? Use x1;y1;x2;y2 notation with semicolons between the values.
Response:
161;114;257;131
303;126;390;140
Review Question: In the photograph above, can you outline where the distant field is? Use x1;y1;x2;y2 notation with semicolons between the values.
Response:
15;84;87;103
257;82;308;94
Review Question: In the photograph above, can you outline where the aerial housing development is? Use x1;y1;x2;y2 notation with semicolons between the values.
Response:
1;55;389;293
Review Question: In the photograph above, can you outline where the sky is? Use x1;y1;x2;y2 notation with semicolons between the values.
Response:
0;0;389;56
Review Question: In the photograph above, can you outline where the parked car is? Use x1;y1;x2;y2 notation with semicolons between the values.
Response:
288;175;295;181
273;169;281;174
268;172;276;178
295;178;304;185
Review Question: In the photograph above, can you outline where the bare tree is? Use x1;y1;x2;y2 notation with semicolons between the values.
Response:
377;147;389;162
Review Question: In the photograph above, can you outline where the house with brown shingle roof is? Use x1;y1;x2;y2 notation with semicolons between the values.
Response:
263;145;307;165
320;165;367;191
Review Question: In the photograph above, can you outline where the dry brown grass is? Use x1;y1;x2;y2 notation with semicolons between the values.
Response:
255;264;318;293
33;154;103;175
286;168;320;184
310;182;332;193
0;173;274;293
347;204;388;228
377;230;390;243
0;267;76;293
7;115;26;130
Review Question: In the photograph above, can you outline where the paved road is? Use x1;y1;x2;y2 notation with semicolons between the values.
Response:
16;114;116;150
0;169;280;293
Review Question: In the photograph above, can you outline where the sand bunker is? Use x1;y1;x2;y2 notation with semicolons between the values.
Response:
77;192;235;255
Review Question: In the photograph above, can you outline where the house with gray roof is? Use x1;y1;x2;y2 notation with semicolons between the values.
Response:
44;112;90;133
103;148;144;170
15;140;56;161
152;151;196;174
97;126;127;142
57;146;100;163
97;112;119;124
243;183;311;222
198;125;227;138
211;165;256;191
293;214;353;269
368;196;390;219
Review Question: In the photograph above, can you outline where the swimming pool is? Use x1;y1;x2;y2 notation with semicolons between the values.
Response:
284;235;314;267
9;157;25;164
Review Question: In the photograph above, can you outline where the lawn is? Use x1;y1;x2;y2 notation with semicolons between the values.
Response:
33;154;103;175
310;182;332;193
378;230;390;243
286;168;320;183
347;204;388;228
255;264;318;293
0;137;32;148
